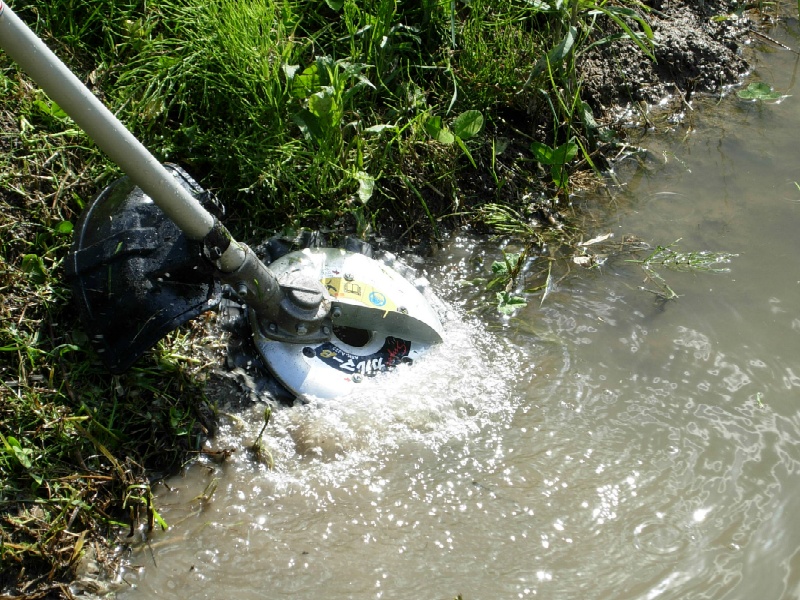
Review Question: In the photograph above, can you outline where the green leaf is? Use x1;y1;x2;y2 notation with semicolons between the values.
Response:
54;343;81;356
580;101;598;131
547;25;577;65
325;0;344;9
21;254;47;284
151;507;169;531
292;109;324;142
497;292;528;315
455;136;477;168
737;82;782;100
452;110;484;140
425;116;455;144
492;253;522;275
308;89;335;117
530;141;556;164
339;60;372;82
290;63;320;98
525;0;552;10
585;3;655;60
528;26;577;79
364;124;396;134
552;141;579;164
354;170;376;203
282;63;300;80
13;447;33;469
6;437;33;469
551;163;568;188
55;221;73;235
34;99;68;120
530;140;578;165
491;260;509;275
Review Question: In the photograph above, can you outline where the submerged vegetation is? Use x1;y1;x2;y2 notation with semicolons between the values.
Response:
0;0;750;594
627;239;738;301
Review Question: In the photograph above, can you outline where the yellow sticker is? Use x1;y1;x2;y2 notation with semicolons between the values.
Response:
322;277;396;312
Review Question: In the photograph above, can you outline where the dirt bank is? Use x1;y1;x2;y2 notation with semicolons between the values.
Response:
580;0;750;111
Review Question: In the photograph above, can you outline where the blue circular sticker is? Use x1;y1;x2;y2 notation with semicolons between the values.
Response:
368;291;387;307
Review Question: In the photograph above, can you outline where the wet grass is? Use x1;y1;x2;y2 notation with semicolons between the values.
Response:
627;239;738;300
0;0;683;593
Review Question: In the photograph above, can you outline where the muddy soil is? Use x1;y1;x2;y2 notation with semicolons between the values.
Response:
580;0;751;111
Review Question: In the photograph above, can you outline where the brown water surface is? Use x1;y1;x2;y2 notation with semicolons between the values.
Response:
115;26;800;600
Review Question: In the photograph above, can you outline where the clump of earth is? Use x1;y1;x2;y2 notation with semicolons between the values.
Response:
580;0;751;111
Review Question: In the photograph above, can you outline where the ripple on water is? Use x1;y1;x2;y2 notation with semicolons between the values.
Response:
632;516;692;557
509;252;800;599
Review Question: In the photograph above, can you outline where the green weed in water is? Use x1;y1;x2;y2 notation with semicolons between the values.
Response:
478;203;543;241
737;82;783;101
489;251;529;314
496;291;529;315
628;239;738;301
249;406;275;469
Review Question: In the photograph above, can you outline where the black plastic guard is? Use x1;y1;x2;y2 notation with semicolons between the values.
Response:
67;164;222;373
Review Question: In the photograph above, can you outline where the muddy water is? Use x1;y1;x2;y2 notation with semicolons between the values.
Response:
115;30;800;600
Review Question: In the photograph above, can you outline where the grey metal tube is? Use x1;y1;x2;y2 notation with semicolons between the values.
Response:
0;1;214;241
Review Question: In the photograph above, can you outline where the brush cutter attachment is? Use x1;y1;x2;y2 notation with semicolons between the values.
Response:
67;165;222;373
254;248;445;399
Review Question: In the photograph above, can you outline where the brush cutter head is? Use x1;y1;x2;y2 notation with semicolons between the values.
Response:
253;247;445;399
67;165;222;373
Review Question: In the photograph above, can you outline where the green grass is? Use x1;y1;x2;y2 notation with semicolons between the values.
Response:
627;239;738;300
15;0;655;230
1;0;664;592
